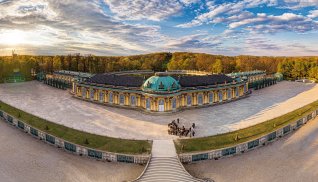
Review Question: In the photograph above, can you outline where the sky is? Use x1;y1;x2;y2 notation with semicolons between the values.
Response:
0;0;317;56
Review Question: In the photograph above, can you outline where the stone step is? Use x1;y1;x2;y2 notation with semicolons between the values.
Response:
142;174;193;180
145;169;189;176
134;140;204;182
147;163;182;168
138;178;191;182
145;167;185;173
139;175;199;182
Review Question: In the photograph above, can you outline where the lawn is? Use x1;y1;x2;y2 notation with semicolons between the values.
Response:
175;99;318;153
0;101;152;155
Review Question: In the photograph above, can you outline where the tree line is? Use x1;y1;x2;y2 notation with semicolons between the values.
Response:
0;52;317;82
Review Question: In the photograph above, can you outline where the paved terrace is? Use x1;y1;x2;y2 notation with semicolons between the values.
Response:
0;81;317;140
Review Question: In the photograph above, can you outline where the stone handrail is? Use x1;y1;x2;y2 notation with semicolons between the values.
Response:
132;154;152;181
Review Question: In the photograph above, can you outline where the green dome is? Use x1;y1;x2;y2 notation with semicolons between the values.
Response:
142;75;181;93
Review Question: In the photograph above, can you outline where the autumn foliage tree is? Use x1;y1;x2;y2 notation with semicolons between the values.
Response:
0;52;318;82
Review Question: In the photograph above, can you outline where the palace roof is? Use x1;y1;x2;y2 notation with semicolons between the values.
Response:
175;74;234;87
87;74;144;87
86;73;235;89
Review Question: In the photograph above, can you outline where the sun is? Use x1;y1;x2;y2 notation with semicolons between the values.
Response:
0;30;27;45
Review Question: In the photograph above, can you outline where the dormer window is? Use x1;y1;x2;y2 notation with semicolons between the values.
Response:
147;81;151;88
171;82;176;89
159;82;164;89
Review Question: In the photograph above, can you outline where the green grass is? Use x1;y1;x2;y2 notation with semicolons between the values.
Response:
0;101;151;155
175;100;318;153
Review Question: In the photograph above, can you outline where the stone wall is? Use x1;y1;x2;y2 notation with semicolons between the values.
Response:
179;109;318;163
0;110;150;164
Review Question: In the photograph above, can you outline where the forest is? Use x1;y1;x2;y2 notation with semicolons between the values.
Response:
0;52;318;82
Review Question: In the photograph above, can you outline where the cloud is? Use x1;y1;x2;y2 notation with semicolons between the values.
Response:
245;36;281;50
308;9;318;18
165;34;222;51
177;0;277;28
180;0;199;6
0;0;317;56
103;0;183;21
282;0;318;9
229;13;318;33
0;0;165;55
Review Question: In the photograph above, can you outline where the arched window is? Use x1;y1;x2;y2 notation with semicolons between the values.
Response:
172;98;177;109
131;95;136;106
209;92;213;103
198;94;203;105
187;95;192;106
109;92;113;103
218;91;223;102
82;88;86;98
159;99;165;112
227;89;231;100
90;89;94;100
99;91;104;102
120;94;125;105
146;98;151;110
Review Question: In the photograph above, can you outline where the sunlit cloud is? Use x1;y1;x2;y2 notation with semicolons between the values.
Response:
0;0;317;56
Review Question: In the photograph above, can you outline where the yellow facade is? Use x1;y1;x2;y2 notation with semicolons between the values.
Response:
72;82;248;113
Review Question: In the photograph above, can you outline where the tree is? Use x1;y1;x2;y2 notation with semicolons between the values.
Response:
291;61;305;79
53;56;62;71
211;59;223;73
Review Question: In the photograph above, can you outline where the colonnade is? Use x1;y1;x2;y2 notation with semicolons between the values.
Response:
73;82;248;113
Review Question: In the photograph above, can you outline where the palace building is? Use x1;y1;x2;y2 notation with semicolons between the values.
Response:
48;70;94;88
71;71;249;113
226;70;266;83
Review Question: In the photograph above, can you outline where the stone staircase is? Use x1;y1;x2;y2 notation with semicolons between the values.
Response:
135;156;203;182
134;140;205;182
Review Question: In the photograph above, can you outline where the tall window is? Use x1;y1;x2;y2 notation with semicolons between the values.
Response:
244;85;247;92
187;95;192;106
172;98;177;109
236;87;239;97
120;94;125;105
82;88;86;98
218;91;223;102
131;95;136;106
99;91;104;102
109;92;113;103
158;99;165;112
146;98;151;110
227;89;231;99
198;94;203;105
209;93;213;103
90;89;94;100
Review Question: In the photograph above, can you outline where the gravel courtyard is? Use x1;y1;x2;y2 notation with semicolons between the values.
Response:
185;116;318;182
0;120;143;182
0;81;317;140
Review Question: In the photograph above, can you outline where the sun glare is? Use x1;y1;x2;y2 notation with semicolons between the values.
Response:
0;30;27;45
